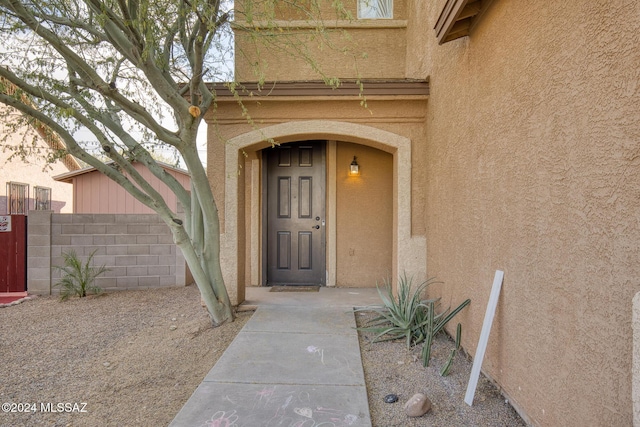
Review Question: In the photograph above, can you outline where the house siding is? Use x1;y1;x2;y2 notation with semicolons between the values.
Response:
234;0;408;81
70;162;190;214
408;0;640;425
215;0;640;425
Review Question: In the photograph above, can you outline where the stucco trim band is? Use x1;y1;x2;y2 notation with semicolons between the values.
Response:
233;20;408;30
209;79;429;98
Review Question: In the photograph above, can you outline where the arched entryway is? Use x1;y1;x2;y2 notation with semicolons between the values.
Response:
218;120;426;305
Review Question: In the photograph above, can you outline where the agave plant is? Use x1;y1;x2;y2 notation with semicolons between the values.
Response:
356;272;470;373
356;273;441;348
54;250;108;300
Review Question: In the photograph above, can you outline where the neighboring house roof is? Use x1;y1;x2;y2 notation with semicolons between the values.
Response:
32;123;82;172
52;161;190;183
1;76;81;172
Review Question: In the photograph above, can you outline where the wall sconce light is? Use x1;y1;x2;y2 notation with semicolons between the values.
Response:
349;156;360;176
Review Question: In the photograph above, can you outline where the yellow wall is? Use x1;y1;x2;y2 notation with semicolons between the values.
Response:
408;1;640;425
336;142;392;286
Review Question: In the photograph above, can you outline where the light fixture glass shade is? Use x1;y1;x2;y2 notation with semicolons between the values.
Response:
349;156;359;176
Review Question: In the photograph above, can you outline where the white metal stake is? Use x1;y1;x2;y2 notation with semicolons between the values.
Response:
464;269;504;406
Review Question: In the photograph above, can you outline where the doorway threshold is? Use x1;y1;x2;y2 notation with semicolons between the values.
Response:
269;286;320;293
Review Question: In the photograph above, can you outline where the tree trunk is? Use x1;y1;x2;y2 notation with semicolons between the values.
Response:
171;222;233;326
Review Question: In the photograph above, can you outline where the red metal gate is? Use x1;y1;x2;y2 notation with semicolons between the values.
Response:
0;215;27;292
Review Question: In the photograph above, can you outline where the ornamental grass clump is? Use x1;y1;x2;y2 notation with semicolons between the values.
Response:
356;272;470;375
356;273;439;348
54;249;108;300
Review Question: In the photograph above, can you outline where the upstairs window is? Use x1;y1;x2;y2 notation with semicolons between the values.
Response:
7;182;29;214
34;186;51;211
358;0;393;19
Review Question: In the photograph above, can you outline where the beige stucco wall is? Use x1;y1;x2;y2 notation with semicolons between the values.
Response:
0;106;73;214
634;292;640;426
234;0;408;81
336;142;393;287
207;97;427;302
235;26;407;81
208;97;427;234
408;1;640;425
236;0;407;21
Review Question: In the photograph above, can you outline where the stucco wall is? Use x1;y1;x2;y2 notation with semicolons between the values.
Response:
235;26;407;81
410;1;640;425
208;97;427;234
206;95;426;293
0;106;73;214
336;142;393;286
235;0;407;21
234;0;408;81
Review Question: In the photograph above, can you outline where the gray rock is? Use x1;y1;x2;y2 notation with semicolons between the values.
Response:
384;394;399;403
404;393;432;417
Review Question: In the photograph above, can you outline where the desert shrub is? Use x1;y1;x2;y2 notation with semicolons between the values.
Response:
356;272;470;372
54;250;108;300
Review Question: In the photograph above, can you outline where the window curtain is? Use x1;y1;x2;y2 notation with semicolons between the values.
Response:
359;0;393;19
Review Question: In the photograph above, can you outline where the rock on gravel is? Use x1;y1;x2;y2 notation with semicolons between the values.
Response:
404;393;432;417
357;311;527;427
0;285;251;427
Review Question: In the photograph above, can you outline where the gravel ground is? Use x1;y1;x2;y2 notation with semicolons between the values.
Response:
356;311;527;426
0;285;250;427
1;286;525;427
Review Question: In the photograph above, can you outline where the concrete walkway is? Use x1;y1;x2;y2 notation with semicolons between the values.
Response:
170;287;381;427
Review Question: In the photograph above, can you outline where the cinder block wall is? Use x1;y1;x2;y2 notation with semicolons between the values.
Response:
27;211;187;295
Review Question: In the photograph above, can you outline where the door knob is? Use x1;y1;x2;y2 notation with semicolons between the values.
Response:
312;225;320;229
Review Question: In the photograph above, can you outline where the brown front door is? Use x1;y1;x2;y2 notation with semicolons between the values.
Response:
266;141;326;286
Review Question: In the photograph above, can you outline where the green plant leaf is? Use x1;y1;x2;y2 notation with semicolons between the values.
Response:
434;299;471;335
440;349;456;376
54;249;108;300
357;272;471;376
